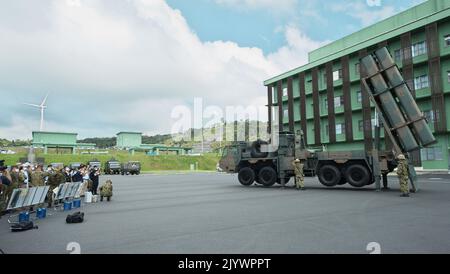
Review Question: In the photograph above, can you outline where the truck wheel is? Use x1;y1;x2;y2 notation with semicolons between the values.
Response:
345;164;370;187
318;165;341;187
258;167;277;187
238;167;255;186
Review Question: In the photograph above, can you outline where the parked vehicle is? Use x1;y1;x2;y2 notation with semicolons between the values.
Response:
105;158;122;175
121;161;141;175
219;48;436;190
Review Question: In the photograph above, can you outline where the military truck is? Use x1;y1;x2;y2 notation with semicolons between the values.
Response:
88;159;101;169
219;48;436;190
69;162;82;170
105;158;122;175
121;161;141;175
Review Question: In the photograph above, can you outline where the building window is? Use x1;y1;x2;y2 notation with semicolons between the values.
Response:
447;71;450;83
336;123;345;135
333;69;342;81
445;35;450;47
358;120;364;132
283;87;288;97
283;109;289;117
394;49;403;62
414;75;429;90
411;41;427;58
356;91;362;103
423;110;435;123
325;123;345;135
421;147;443;161
324;96;344;108
334;96;344;108
355;63;360;75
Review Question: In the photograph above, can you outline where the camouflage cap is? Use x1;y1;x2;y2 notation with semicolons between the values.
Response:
397;154;406;160
294;159;301;163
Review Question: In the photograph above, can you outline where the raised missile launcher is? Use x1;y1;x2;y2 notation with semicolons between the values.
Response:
220;47;436;191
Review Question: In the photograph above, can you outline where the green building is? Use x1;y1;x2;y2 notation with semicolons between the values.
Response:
143;144;192;156
116;132;192;155
116;132;143;149
32;131;96;154
264;0;450;170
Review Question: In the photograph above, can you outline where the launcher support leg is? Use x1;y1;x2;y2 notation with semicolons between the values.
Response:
382;173;389;189
408;162;418;193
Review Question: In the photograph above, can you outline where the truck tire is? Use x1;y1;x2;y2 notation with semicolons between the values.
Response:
250;140;269;158
238;167;255;186
345;164;371;188
318;165;341;187
258;167;277;187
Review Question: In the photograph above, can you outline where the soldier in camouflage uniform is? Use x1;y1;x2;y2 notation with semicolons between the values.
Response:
46;167;66;208
99;180;113;202
5;165;23;202
396;154;410;197
30;165;48;187
292;159;305;191
0;161;12;213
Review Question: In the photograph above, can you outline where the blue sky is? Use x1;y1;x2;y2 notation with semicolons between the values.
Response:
0;0;427;140
166;0;425;54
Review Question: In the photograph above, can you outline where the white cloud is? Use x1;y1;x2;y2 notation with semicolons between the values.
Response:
268;25;330;72
330;1;396;26
0;0;324;140
214;0;297;11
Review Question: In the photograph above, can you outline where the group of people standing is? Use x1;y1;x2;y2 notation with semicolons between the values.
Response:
0;161;102;214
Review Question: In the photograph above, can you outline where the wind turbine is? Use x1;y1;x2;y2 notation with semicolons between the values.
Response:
24;93;49;131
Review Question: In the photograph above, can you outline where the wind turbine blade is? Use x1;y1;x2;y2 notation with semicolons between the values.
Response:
23;103;41;108
41;92;49;106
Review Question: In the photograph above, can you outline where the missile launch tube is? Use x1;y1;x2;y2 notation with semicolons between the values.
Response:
361;55;420;152
375;48;436;147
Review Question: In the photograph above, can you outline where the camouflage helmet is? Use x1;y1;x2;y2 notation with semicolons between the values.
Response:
397;154;406;160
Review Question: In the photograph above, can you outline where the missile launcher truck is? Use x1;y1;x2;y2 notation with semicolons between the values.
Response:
219;47;437;191
104;158;122;175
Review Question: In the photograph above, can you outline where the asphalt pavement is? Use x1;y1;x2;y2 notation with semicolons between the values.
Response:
1;173;450;254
